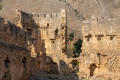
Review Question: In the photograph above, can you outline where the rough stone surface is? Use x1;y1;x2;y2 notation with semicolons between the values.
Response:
0;9;69;80
79;16;120;80
1;3;120;79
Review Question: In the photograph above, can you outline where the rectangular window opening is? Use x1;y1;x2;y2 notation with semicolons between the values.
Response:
85;34;92;42
51;39;55;44
95;35;104;41
107;35;116;40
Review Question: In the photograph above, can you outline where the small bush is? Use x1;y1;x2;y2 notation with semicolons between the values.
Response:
73;38;82;58
68;33;74;41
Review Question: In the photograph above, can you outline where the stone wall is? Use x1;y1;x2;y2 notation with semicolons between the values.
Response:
81;16;120;54
79;16;120;79
0;17;37;80
0;9;74;80
15;9;67;56
0;42;31;80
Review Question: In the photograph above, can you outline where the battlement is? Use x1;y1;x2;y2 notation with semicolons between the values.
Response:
16;9;66;29
32;9;66;18
33;13;59;18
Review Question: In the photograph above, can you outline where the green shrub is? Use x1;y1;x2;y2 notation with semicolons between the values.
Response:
73;38;82;58
68;33;74;41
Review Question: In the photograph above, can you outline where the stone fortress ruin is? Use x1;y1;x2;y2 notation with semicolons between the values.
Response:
80;16;120;79
0;8;120;80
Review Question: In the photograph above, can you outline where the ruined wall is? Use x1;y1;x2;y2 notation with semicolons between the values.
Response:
0;17;39;80
0;18;29;49
0;42;32;80
0;9;76;80
79;52;120;79
81;16;120;54
79;17;120;79
32;9;67;56
15;10;41;57
15;9;72;75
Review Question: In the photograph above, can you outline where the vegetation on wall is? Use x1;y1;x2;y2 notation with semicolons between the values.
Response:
72;62;79;73
68;32;74;41
67;32;82;58
73;38;82;58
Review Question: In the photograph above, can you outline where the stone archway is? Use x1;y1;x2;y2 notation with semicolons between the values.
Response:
90;64;97;77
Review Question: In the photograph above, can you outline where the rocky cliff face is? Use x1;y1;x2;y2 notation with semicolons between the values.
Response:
67;0;120;19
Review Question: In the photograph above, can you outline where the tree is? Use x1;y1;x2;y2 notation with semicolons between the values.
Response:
73;38;82;58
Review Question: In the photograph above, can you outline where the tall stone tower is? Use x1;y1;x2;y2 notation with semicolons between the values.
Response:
32;9;67;56
15;9;67;57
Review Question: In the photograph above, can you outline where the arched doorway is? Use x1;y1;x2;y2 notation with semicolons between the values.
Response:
90;64;97;77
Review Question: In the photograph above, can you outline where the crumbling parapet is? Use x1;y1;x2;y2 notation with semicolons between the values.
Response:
16;9;34;30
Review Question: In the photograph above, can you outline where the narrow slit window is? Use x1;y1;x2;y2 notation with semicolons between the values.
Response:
51;40;55;44
51;39;55;44
50;14;52;18
87;37;91;41
95;35;104;41
47;23;49;27
97;37;101;41
85;34;92;42
110;36;114;40
107;35;116;41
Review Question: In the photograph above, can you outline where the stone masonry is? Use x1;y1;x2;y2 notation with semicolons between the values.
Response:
1;8;120;80
79;16;120;80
